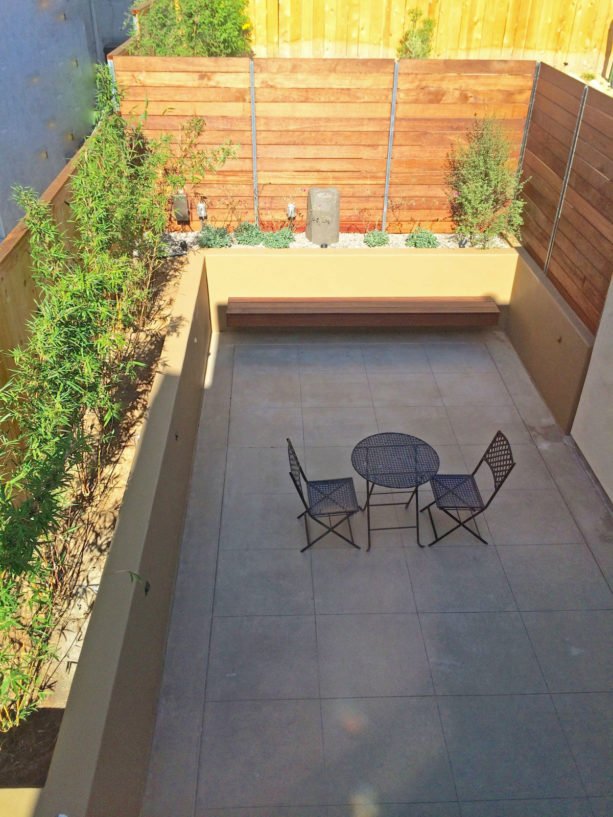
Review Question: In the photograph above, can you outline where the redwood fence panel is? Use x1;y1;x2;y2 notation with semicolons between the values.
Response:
521;64;613;334
111;55;535;232
389;60;533;232
521;64;584;270
114;55;255;227
547;88;613;333
253;57;394;230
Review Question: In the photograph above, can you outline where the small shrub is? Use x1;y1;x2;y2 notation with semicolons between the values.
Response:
234;221;263;245
397;8;435;59
198;225;232;248
262;227;295;249
128;0;252;57
446;117;526;248
405;227;439;248
364;229;390;247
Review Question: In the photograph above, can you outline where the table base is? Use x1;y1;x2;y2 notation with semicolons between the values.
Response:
363;482;426;550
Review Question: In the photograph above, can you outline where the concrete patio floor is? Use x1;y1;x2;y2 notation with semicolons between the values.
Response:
142;328;613;817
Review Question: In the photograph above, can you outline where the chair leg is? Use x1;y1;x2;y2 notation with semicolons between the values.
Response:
427;508;488;547
300;513;360;552
346;514;360;550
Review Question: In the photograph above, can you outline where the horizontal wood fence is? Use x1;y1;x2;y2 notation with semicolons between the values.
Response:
111;55;535;231
0;162;74;392
522;64;613;334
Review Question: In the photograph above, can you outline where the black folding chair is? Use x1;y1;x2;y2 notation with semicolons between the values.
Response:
287;438;360;553
421;430;515;546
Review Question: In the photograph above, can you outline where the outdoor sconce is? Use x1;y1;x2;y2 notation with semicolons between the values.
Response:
287;202;296;220
197;201;207;221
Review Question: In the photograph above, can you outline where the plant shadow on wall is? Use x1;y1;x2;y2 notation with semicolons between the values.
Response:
0;65;230;770
446;116;527;248
126;0;253;57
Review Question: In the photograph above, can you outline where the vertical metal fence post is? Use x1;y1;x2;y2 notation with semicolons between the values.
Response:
381;60;399;232
517;61;540;177
250;60;259;227
544;84;588;274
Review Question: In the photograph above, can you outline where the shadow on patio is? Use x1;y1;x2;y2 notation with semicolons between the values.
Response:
143;328;613;817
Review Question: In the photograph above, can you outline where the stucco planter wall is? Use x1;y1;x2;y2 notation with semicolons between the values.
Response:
34;251;211;817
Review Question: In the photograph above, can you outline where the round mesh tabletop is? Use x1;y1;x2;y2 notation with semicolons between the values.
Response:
351;432;440;489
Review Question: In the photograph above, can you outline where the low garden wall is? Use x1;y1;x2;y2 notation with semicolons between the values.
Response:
32;250;211;817
572;276;613;498
507;249;594;432
203;246;519;332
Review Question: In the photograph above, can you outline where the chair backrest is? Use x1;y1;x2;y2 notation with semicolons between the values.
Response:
287;438;308;508
476;431;515;498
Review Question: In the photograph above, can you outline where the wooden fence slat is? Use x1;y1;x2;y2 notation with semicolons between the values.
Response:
395;103;529;118
253;57;395;72
396;59;536;74
573;138;613;182
113;56;251;72
123;87;251;102
254;72;393;88
395;88;532;104
254;87;392;102
118;71;251;87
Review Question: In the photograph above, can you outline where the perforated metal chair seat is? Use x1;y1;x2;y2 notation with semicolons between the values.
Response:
430;474;484;511
287;438;361;552
422;431;515;547
307;478;359;517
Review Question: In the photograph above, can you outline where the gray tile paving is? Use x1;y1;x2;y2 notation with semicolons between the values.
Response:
317;613;433;697
591;797;613;816
196;699;326;808
553;693;613;796
206;615;319;700
523;610;613;692
213;549;314;615
312;548;416;613
459;799;594;816
405;545;516;612
142;330;613;816
321;696;456;804
498;544;613;610
329;804;461;817
438;695;584;800
421;612;546;694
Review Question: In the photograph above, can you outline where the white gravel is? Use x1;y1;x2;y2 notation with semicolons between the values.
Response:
163;230;509;253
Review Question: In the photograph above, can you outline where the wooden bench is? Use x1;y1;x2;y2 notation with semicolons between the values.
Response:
226;296;500;328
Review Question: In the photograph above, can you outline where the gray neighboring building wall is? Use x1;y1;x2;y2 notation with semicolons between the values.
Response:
0;0;133;239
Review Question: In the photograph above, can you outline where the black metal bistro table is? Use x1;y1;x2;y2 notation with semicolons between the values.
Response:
351;432;440;549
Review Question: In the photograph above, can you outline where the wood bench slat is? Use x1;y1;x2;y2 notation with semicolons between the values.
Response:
226;296;500;328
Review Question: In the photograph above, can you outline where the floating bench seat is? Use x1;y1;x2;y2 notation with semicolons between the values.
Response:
226;296;500;328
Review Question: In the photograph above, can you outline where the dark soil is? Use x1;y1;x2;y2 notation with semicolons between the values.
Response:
0;708;64;787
